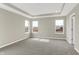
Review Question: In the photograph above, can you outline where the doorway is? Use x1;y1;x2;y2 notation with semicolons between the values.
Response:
70;13;75;45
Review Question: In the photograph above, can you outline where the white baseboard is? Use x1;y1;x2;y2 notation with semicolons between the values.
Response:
74;47;79;53
33;37;66;40
66;39;72;44
0;34;30;49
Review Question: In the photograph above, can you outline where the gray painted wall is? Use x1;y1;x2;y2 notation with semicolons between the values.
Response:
66;4;79;52
0;8;30;47
31;16;66;39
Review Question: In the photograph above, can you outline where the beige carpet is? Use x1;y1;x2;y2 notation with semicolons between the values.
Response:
0;38;78;55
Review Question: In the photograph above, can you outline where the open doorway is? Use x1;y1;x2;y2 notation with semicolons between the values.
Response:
70;13;76;45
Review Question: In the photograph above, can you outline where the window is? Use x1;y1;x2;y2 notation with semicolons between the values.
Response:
55;20;64;34
25;20;30;32
32;21;38;32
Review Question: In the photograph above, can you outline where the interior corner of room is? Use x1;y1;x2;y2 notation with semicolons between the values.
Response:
0;3;79;55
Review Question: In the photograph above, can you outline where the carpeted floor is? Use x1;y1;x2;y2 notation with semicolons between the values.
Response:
0;38;78;55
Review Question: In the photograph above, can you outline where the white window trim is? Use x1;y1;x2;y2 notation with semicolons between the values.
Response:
55;19;64;34
25;20;30;33
32;21;38;33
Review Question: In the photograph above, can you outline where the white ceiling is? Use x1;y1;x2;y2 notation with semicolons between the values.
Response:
61;3;77;16
11;3;63;16
0;3;78;18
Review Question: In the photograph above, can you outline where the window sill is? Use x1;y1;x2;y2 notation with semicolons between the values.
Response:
24;32;30;34
32;32;38;33
54;32;64;34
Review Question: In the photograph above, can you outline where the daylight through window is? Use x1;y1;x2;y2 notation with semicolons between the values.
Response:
25;20;29;32
55;20;64;34
32;21;38;32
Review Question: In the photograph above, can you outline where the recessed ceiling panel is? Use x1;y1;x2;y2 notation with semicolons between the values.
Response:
11;3;63;15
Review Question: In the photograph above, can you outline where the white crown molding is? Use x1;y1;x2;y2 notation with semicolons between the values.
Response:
0;3;65;19
0;3;33;18
0;3;77;19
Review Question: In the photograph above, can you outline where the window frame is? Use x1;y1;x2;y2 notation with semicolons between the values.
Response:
55;19;64;34
32;21;38;33
25;20;30;33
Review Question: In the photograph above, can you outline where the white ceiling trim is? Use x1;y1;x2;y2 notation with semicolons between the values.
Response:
0;3;78;19
0;3;32;18
0;3;65;19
